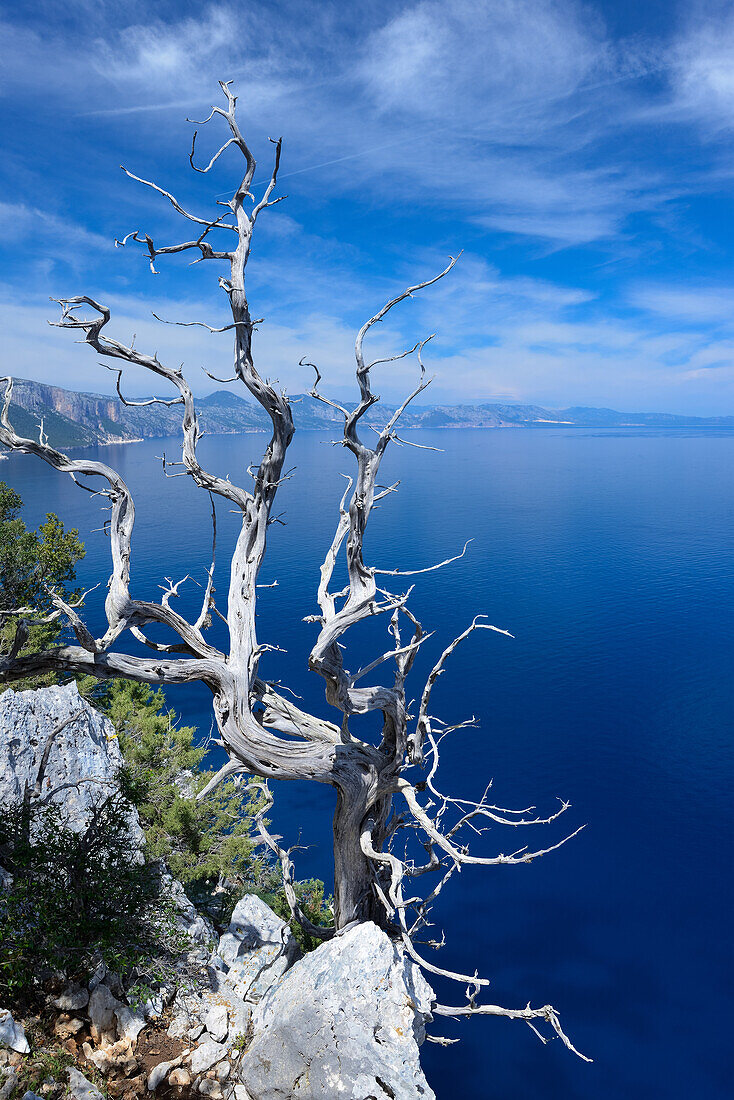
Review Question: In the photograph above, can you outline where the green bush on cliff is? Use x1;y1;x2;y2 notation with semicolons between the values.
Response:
0;480;85;688
0;792;161;1001
0;482;332;955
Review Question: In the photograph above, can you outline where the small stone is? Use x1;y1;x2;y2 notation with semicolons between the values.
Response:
215;1062;230;1082
67;1067;104;1100
147;1057;181;1091
203;1004;228;1044
0;1009;30;1054
168;1068;191;1088
21;1091;44;1100
187;1024;205;1042
189;1039;226;1075
197;1081;222;1099
0;1071;18;1100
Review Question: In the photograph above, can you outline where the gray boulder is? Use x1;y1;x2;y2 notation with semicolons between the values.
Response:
0;1070;18;1100
52;982;89;1012
189;1038;227;1074
0;1008;30;1054
87;983;123;1041
221;895;299;1002
240;922;436;1100
67;1068;104;1100
0;682;143;845
163;873;217;947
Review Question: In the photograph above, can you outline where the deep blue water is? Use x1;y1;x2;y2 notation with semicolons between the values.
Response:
3;427;733;1099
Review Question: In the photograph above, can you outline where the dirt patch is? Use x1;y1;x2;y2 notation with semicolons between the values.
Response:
135;1023;189;1077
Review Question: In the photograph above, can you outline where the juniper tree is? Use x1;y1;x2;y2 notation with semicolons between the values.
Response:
0;82;587;1059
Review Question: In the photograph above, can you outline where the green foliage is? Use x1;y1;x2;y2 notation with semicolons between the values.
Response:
14;1046;77;1098
83;679;274;904
0;482;331;978
0;791;159;1002
257;877;333;953
0;479;85;688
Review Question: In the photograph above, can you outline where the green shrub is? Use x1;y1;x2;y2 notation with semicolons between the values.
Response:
0;791;180;1004
0;480;85;689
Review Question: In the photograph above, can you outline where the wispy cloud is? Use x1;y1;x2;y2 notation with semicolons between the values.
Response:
1;2;734;414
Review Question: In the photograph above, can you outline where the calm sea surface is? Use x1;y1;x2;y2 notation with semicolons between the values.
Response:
3;427;733;1099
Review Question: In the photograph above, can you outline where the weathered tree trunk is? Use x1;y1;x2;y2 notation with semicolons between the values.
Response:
332;777;391;929
0;80;589;1060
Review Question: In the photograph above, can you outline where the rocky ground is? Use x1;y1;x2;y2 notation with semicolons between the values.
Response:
0;685;436;1100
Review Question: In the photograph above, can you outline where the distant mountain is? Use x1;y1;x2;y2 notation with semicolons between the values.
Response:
2;378;733;451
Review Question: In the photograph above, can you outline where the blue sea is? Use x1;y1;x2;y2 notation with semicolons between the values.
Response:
4;427;733;1099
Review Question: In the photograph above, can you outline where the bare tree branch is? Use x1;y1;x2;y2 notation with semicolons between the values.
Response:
0;83;587;1066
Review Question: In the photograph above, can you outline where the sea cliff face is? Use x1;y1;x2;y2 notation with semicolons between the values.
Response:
0;685;437;1100
4;377;734;451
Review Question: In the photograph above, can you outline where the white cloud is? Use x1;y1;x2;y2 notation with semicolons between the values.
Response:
630;283;734;325
0;203;111;254
669;8;734;132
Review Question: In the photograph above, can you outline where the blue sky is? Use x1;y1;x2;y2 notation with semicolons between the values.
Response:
1;0;734;414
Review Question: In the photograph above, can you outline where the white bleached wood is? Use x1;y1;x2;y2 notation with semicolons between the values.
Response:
0;82;587;1060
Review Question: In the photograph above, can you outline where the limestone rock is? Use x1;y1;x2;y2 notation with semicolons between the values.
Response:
168;1068;191;1088
0;1070;18;1100
147;1057;181;1091
240;922;436;1100
82;1038;137;1077
0;1009;30;1054
53;1016;85;1041
222;896;299;1003
67;1068;104;1100
197;1081;222;1098
0;683;143;845
202;1004;228;1044
88;985;124;1043
53;983;89;1012
189;1039;227;1075
114;1005;147;1045
228;895;296;954
163;874;216;948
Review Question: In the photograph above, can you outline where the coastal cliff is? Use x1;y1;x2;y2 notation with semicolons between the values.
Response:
0;684;436;1100
6;378;732;451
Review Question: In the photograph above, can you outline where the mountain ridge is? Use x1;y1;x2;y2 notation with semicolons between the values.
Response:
2;377;733;450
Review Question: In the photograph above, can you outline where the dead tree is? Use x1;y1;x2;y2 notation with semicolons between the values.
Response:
0;83;588;1060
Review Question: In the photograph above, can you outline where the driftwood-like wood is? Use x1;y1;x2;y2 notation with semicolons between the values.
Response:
0;83;588;1060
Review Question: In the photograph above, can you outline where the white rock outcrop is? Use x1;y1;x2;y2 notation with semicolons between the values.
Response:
222;894;300;1002
0;682;143;844
240;921;436;1100
0;1009;30;1054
